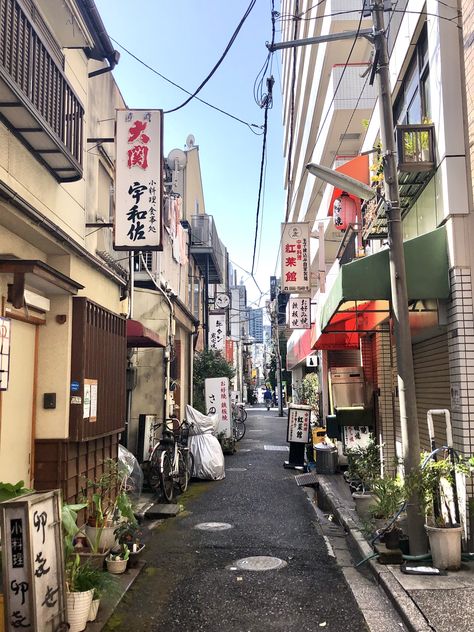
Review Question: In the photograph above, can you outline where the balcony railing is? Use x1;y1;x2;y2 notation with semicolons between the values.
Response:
190;214;223;284
0;0;84;181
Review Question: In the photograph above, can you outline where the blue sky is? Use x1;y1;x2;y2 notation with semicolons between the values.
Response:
95;0;285;306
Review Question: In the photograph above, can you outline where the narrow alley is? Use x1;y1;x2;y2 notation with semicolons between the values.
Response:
104;409;400;632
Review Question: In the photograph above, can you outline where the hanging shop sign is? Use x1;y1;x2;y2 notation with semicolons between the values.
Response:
0;491;67;631
205;377;231;439
114;109;163;250
333;193;359;231
225;339;234;363
281;223;310;293
287;405;311;443
208;313;226;352
0;316;11;391
287;297;311;329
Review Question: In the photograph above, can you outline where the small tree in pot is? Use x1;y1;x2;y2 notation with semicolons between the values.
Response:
345;437;381;521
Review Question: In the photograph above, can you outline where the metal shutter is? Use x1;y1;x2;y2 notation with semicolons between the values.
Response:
413;334;450;451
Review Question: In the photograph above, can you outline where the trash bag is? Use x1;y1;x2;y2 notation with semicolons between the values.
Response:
118;444;144;500
185;405;225;480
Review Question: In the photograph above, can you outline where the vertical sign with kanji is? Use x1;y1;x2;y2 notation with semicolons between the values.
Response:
287;297;311;329
281;223;310;293
208;313;226;352
1;491;67;631
0;316;11;391
205;377;231;439
287;405;311;443
114;109;163;250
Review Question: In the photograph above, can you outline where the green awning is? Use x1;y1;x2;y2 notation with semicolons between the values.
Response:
321;226;450;331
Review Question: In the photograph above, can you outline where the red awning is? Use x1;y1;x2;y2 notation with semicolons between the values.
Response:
327;154;370;216
126;319;165;348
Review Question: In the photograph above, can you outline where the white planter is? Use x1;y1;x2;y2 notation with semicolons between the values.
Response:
85;524;117;551
106;557;127;574
88;598;100;622
426;524;462;571
67;589;94;632
352;492;378;522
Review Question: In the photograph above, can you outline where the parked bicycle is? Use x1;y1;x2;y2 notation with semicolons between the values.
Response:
148;417;194;502
231;403;247;442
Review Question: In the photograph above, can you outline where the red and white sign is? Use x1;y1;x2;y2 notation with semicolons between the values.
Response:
114;109;163;250
205;377;231;438
287;297;311;329
209;313;226;352
287;404;311;443
281;223;310;293
0;316;11;391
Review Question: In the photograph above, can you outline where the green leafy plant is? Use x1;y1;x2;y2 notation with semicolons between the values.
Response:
370;475;405;520
405;451;471;528
293;373;319;418
345;437;381;493
66;555;118;596
114;522;143;548
192;349;235;413
0;480;32;503
107;544;130;562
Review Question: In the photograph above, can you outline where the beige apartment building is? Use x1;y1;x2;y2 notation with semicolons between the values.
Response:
0;0;128;499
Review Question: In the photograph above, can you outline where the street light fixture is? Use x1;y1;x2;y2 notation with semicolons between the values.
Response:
305;163;375;201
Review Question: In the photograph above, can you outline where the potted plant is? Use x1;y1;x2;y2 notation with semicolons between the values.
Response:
345;437;381;521
62;501;110;570
81;458;137;553
106;544;130;574
114;521;146;568
407;451;472;570
66;556;101;632
369;475;406;548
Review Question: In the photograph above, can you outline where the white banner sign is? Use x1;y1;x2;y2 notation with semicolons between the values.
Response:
287;404;311;443
205;377;231;438
208;313;226;352
0;491;67;631
287;297;311;329
0;316;11;390
281;223;310;293
114;109;163;250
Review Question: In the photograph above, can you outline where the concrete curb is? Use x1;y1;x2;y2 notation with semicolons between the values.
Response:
316;477;433;632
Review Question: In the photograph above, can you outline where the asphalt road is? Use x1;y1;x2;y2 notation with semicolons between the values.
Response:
104;408;369;632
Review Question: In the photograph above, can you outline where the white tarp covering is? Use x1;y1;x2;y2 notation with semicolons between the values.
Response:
186;405;225;480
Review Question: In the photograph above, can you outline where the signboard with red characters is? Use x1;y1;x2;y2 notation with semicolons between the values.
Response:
287;405;311;443
114;109;163;250
281;223;310;293
205;377;231;439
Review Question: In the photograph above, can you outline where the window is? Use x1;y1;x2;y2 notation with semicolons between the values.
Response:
394;25;430;125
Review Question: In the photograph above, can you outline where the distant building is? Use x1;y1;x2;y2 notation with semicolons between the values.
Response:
249;308;263;343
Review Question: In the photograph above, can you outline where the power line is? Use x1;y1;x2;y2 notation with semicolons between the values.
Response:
110;37;263;135
164;0;257;114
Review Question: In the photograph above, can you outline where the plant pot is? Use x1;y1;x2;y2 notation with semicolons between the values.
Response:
67;589;94;632
85;524;117;551
352;492;378;522
127;544;145;568
76;546;110;570
88;598;100;622
425;524;462;571
106;557;128;574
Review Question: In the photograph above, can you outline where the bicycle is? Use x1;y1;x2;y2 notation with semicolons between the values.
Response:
148;418;194;502
231;403;246;441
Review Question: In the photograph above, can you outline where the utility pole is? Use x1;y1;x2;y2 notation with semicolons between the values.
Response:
372;0;425;554
268;0;426;553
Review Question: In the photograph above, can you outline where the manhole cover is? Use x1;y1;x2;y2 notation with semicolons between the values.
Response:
264;445;289;451
234;556;287;571
194;522;233;531
226;467;247;472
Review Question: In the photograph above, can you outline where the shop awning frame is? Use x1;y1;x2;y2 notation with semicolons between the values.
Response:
320;226;450;333
126;319;165;348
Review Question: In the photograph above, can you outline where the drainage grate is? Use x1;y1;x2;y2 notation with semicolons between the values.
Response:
295;471;319;487
234;556;287;571
194;522;233;531
264;445;289;451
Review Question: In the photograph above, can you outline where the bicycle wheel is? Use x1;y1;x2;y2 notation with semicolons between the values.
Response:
178;450;189;493
240;407;248;422
148;447;163;493
234;420;246;441
159;450;174;502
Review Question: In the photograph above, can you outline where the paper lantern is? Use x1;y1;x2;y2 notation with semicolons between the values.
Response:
333;193;358;231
